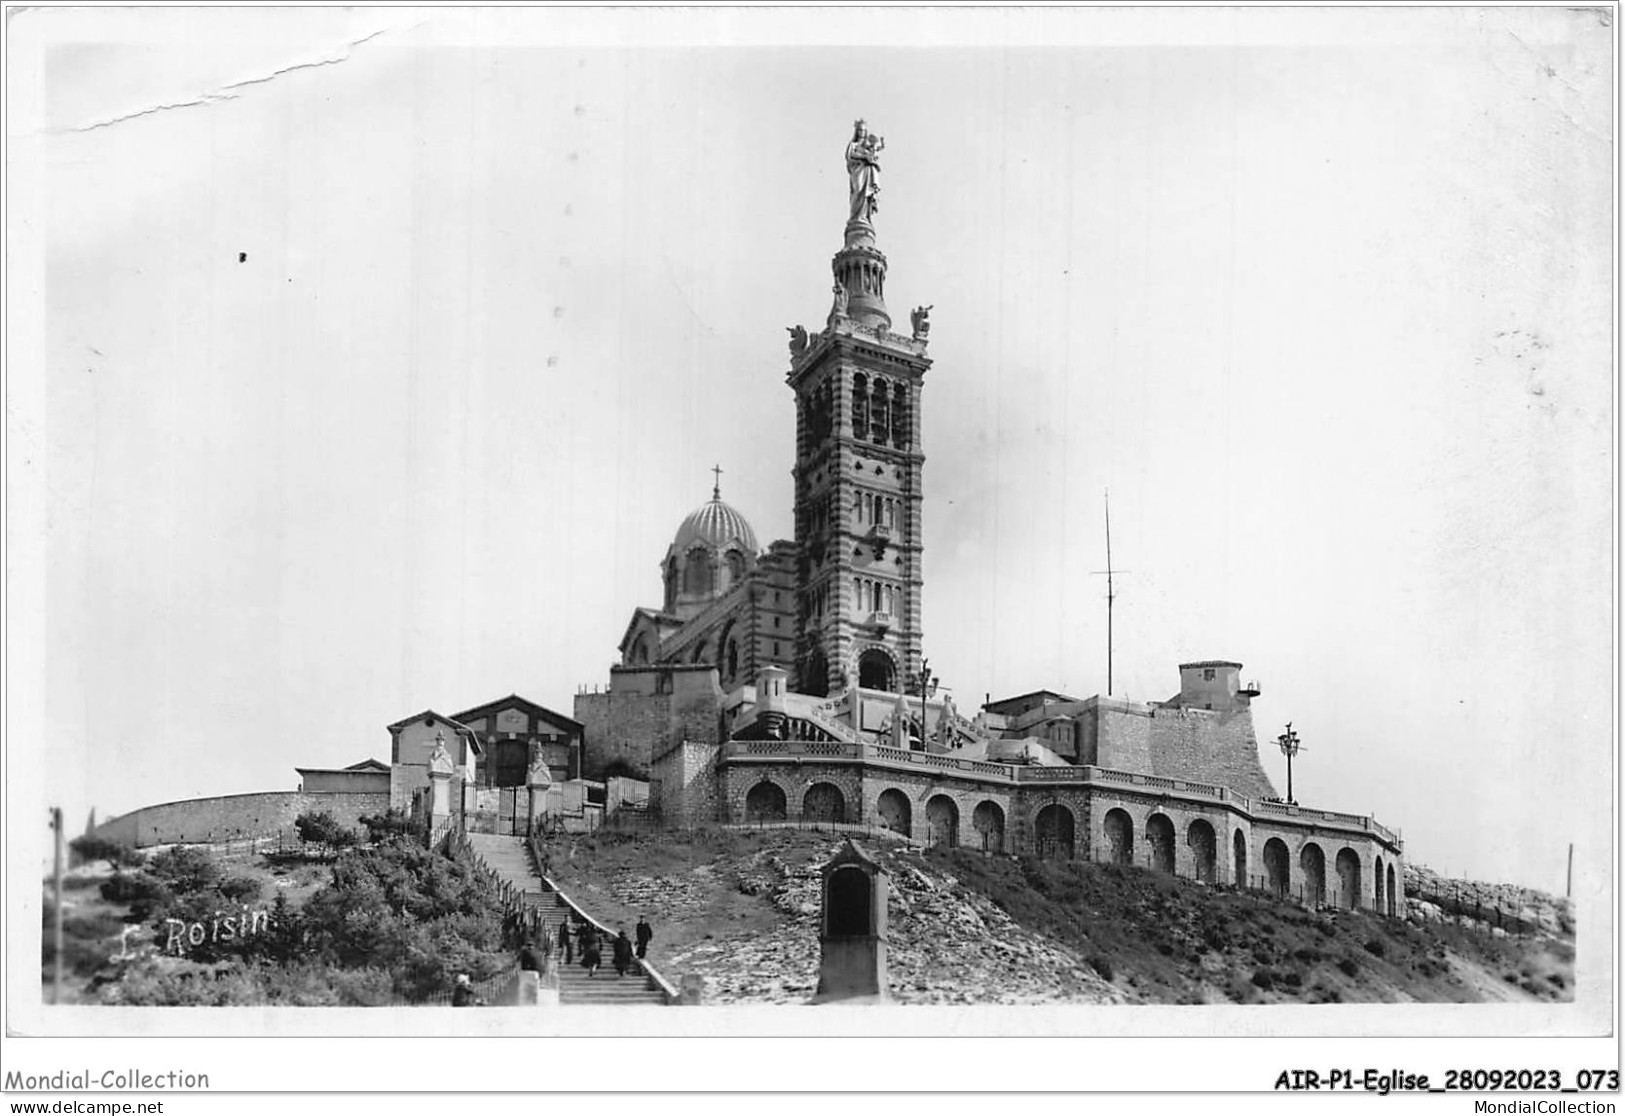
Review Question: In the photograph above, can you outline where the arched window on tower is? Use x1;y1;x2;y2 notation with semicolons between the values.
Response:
725;550;745;588
852;374;869;438
892;382;910;449
684;547;712;596
870;378;890;443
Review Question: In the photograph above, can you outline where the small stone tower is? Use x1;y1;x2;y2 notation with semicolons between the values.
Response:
788;120;931;698
813;838;889;1003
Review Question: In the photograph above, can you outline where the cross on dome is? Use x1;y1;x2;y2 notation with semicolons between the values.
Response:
711;463;724;500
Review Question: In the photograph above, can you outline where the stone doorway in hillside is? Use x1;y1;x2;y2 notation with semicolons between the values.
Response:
1146;813;1175;873
875;789;912;836
745;781;787;823
1336;848;1362;909
1034;803;1075;860
972;801;1005;853
1102;808;1133;865
1188;819;1217;883
925;795;958;848
1263;838;1291;897
1300;842;1327;905
803;782;847;824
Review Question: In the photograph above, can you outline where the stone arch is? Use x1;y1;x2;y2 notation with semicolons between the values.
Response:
1299;842;1327;905
1374;854;1385;914
1188;819;1217;883
629;634;651;665
800;648;830;698
971;801;1005;853
1233;829;1248;886
802;782;846;825
744;780;786;823
724;549;746;588
925;794;959;848
875;788;912;836
1263;837;1291;896
857;647;896;692
1102;807;1134;865
1146;812;1176;873
1034;803;1075;860
690;638;711;665
1387;862;1397;917
1336;847;1362;909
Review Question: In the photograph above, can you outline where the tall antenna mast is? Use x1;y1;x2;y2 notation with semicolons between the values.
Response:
1090;489;1130;696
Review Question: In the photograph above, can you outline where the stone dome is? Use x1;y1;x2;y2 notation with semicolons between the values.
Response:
671;495;758;555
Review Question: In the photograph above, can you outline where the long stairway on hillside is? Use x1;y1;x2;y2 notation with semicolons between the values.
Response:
465;832;670;1007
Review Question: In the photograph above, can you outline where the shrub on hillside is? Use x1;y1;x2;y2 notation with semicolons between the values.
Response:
295;812;358;847
218;875;263;903
359;810;415;842
1251;968;1276;990
145;846;223;893
1337;956;1360;978
109;959;266;1007
1087;954;1114;982
1363;938;1387;958
293;833;507;1001
100;871;174;923
69;834;139;870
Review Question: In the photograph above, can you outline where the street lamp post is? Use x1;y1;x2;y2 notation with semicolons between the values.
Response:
1275;723;1303;805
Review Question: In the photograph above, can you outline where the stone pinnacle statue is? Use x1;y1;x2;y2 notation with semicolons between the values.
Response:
846;119;885;226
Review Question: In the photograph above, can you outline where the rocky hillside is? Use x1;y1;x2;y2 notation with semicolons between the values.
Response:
1404;863;1575;938
540;829;1574;1006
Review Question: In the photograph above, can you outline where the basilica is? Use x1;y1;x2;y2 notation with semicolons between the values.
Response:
573;122;1407;916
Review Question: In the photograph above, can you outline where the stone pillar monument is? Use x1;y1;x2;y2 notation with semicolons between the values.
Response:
890;690;910;750
427;734;456;821
526;746;553;834
813;838;889;1003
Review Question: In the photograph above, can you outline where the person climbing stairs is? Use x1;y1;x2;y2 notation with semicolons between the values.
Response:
465;832;671;1006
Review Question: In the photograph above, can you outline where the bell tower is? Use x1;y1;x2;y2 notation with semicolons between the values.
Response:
787;120;931;697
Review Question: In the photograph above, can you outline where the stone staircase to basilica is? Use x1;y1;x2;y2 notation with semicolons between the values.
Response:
466;832;673;1007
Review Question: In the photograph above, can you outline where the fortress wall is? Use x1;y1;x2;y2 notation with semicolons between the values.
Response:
576;667;724;780
575;687;669;779
1090;706;1155;774
651;740;720;828
1144;706;1279;802
93;789;389;848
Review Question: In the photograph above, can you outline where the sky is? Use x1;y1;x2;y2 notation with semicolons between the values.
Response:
9;7;1613;899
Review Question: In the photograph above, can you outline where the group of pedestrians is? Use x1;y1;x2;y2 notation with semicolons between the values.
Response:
453;912;657;1003
566;914;655;979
